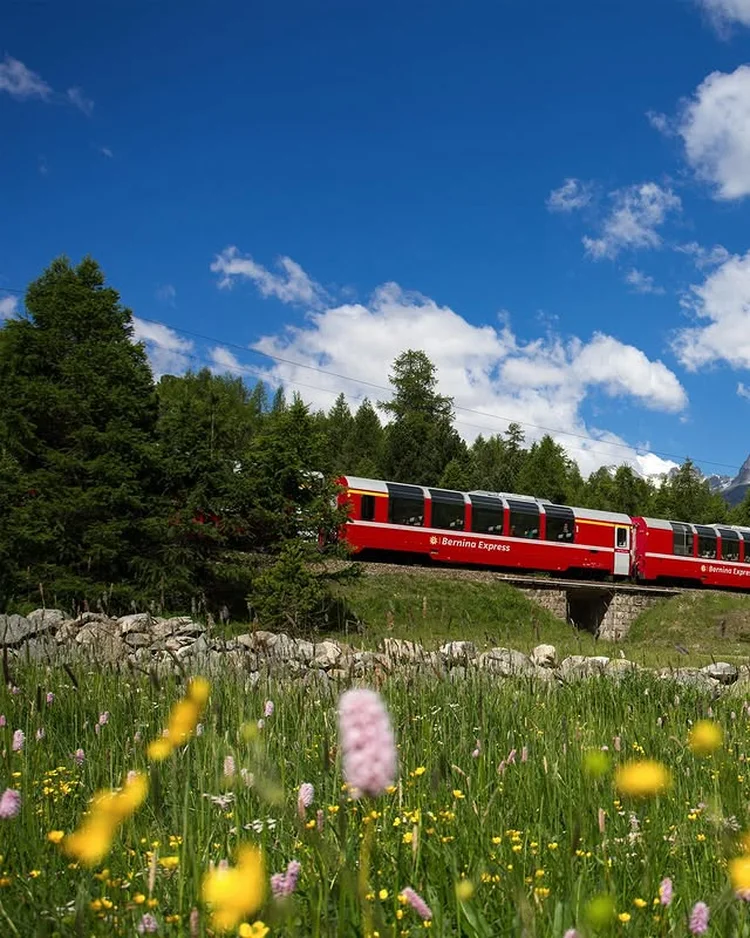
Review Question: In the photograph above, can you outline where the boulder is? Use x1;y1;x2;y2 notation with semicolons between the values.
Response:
530;644;557;668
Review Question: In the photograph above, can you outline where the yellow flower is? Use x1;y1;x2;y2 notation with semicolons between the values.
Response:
47;830;64;844
633;898;647;908
63;773;149;867
379;889;388;900
147;677;210;761
455;879;474;901
202;844;265;932
618;912;631;923
160;856;180;869
614;760;671;798
688;720;723;756
238;923;269;938
730;855;750;898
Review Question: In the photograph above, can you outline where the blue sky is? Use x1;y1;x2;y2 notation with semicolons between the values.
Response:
3;0;750;480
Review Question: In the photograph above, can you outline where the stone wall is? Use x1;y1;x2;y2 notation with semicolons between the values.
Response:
1;609;748;699
597;592;664;641
519;587;568;620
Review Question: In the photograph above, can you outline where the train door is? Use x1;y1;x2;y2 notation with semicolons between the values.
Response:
614;525;630;576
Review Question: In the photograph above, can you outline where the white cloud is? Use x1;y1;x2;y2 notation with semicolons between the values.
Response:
546;178;592;212
0;56;51;100
0;296;18;320
738;381;750;400
210;346;245;376
131;316;194;378
675;241;731;269
211;247;326;307
156;283;176;305
100;146;113;159
625;269;665;295
678;65;750;200
0;55;92;114
646;110;673;135
230;259;687;478
583;183;681;259
697;0;750;28
673;248;750;370
66;86;93;116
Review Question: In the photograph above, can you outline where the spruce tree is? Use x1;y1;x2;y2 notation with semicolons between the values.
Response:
0;256;163;610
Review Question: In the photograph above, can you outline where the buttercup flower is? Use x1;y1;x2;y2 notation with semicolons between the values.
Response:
202;844;265;931
688;720;723;756
614;760;671;798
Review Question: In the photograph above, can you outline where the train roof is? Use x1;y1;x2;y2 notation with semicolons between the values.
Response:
639;516;750;536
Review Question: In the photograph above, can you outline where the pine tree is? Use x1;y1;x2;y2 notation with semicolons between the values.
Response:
341;398;384;478
0;256;164;610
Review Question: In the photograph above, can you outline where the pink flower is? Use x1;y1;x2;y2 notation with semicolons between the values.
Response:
689;901;709;935
563;930;579;938
0;715;5;727
401;886;432;920
316;808;324;832
98;712;109;725
297;782;314;817
337;688;397;798
46;692;54;705
12;730;23;752
137;913;159;933
264;700;274;718
271;859;301;898
0;788;21;819
74;748;85;765
521;746;528;763
659;877;673;906
223;755;236;779
471;739;480;758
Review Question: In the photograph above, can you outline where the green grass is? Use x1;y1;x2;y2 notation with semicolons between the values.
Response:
322;568;750;671
4;665;750;935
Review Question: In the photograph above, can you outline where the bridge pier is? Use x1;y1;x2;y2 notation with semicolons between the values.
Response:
517;582;675;641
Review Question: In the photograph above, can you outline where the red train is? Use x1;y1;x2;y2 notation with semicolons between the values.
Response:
335;474;750;591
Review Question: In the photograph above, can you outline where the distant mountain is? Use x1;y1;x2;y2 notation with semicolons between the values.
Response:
641;455;750;507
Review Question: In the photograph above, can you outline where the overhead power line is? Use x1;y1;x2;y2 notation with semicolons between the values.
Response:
0;289;744;475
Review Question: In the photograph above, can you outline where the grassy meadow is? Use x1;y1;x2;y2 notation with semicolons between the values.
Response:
3;663;750;936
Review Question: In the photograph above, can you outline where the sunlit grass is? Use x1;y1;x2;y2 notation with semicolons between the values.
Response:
3;666;750;934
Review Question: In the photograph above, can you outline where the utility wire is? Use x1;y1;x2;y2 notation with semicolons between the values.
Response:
0;288;744;475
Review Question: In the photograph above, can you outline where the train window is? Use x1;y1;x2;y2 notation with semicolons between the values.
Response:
507;499;539;539
742;532;750;562
671;522;693;557
719;527;740;561
616;527;628;548
470;496;504;534
545;505;575;542
360;494;375;522
429;489;465;531
695;525;717;560
388;495;423;527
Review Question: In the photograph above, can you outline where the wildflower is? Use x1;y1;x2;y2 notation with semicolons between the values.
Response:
0;715;4;727
257;719;265;730
239;924;269;938
137;913;159;933
400;887;432;920
98;711;109;726
46;692;54;704
564;930;579;938
35;728;44;741
614;760;671;798
223;756;236;779
730;855;750;899
47;830;64;843
147;676;210;761
455;879;474;901
472;740;480;758
337;688;397;798
202;844;265;931
618;912;631;923
316;809;324;832
0;789;21;819
659;877;673;906
74;748;85;765
297;782;314;817
264;700;274;718
689;901;710;934
12;730;24;752
521;746;528;763
63;771;148;867
688;720;723;756
271;859;301;898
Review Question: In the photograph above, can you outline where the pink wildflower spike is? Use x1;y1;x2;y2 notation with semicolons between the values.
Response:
12;729;23;752
137;913;159;934
0;715;5;727
46;692;54;705
271;860;301;898
297;782;314;817
316;808;324;832
0;788;21;819
497;760;506;775
689;901;709;935
74;748;85;765
613;736;621;752
264;700;274;718
507;749;517;764
659;877;673;906
598;808;606;833
223;755;236;779
563;930;579;938
521;746;528;763
337;688;397;798
401;886;432;920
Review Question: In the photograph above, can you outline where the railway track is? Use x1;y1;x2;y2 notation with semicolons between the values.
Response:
352;560;709;596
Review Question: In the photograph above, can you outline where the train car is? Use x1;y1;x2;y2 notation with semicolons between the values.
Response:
632;516;750;589
336;475;634;579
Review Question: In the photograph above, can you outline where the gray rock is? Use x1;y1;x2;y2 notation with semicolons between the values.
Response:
118;613;153;634
124;632;152;647
27;609;65;630
530;644;557;668
658;668;721;694
440;641;477;664
557;655;610;679
381;638;427;662
313;640;343;668
0;614;37;647
700;662;738;684
478;647;535;676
